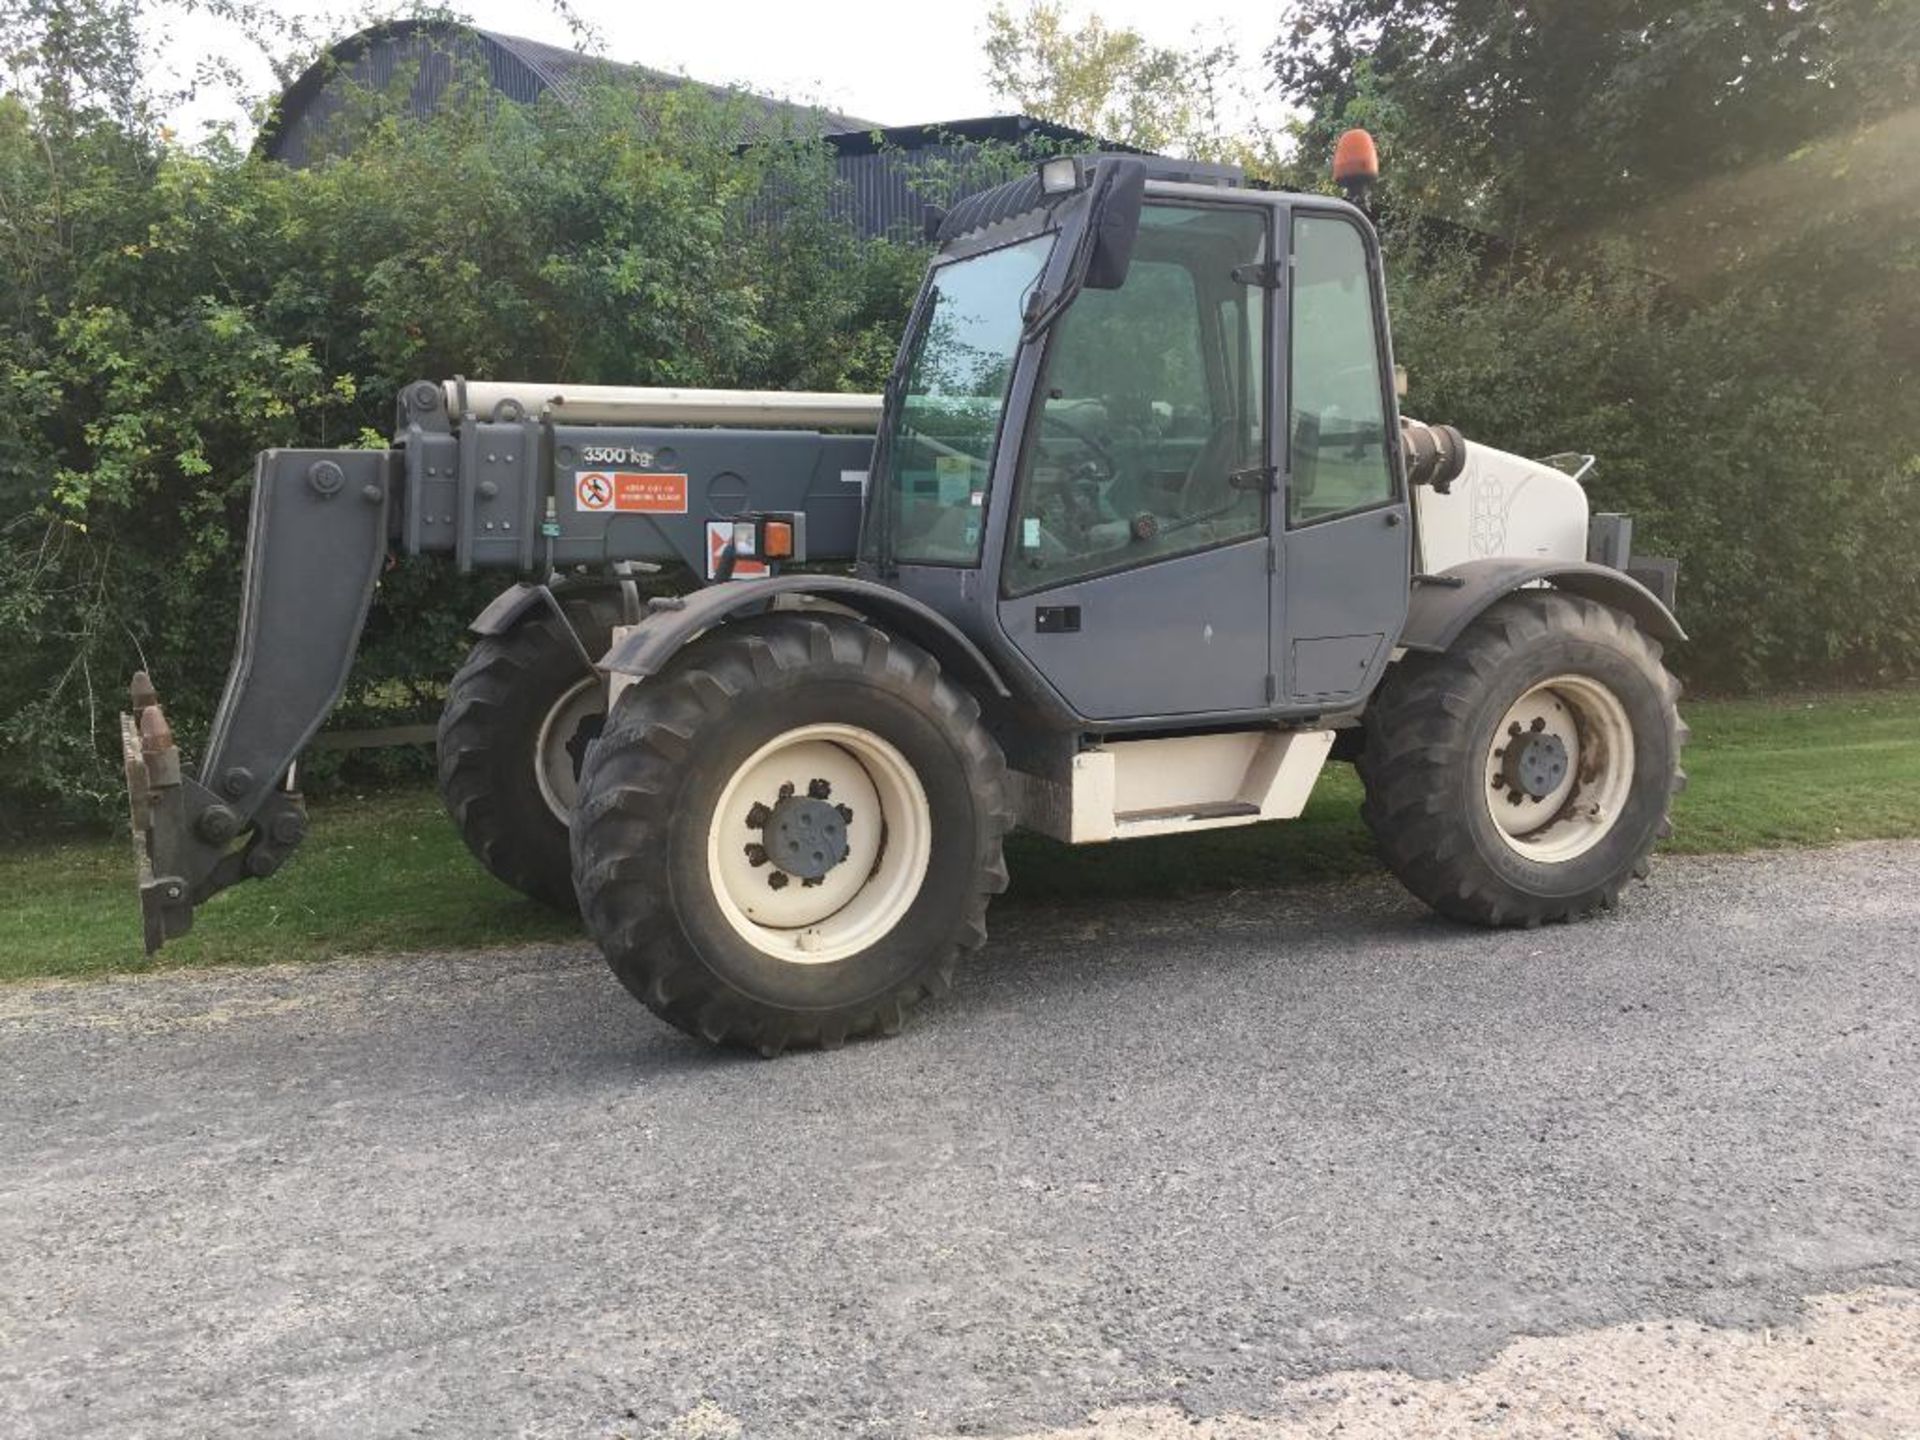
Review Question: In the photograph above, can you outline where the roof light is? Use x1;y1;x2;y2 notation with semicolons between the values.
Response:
1332;129;1380;203
1038;156;1084;195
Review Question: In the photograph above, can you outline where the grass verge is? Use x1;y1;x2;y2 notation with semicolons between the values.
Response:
3;689;1916;982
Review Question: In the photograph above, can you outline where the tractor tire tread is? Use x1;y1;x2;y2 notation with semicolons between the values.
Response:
1357;590;1685;928
572;614;1011;1053
436;594;621;910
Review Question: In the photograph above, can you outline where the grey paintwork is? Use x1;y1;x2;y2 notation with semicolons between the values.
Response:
927;182;1416;728
1282;510;1410;703
203;449;397;821
598;575;1011;699
1402;557;1687;655
127;447;395;948
998;538;1272;719
1273;203;1413;706
397;407;874;575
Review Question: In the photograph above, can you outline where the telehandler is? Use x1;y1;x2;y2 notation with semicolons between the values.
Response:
123;134;1686;1051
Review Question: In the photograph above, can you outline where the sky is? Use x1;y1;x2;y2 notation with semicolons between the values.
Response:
154;0;1292;143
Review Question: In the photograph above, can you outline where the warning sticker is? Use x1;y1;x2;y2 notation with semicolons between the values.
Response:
574;471;688;514
706;521;770;581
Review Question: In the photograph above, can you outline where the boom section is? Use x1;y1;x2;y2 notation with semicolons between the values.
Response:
391;379;876;576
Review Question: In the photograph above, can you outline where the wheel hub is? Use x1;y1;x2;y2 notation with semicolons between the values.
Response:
535;676;608;822
1484;675;1637;864
756;792;851;882
707;726;932;965
1501;726;1569;801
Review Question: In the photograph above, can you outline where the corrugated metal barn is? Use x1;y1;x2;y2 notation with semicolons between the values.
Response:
257;21;1131;240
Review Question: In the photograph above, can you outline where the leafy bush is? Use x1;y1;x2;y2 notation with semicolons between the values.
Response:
1384;222;1920;691
0;38;921;827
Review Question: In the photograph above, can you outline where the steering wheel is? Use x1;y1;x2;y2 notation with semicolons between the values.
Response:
1040;406;1118;481
1035;406;1122;539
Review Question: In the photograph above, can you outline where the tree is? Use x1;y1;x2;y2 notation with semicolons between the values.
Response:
1271;0;1920;243
983;0;1284;174
1269;0;1920;691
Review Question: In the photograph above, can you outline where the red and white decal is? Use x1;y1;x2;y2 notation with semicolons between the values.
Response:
706;521;770;580
574;471;689;514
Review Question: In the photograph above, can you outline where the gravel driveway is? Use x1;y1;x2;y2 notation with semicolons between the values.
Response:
3;843;1917;1438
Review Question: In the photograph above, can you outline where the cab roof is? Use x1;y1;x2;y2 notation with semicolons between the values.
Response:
934;155;1246;247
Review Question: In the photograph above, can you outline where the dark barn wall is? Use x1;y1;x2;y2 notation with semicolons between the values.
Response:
262;27;523;169
259;24;1130;239
261;21;873;169
821;118;1135;240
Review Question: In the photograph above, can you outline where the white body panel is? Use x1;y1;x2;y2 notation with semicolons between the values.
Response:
1014;730;1335;844
448;381;883;432
1413;440;1589;572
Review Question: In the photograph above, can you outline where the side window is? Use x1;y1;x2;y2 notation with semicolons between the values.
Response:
1288;216;1396;526
1006;203;1268;595
880;235;1053;565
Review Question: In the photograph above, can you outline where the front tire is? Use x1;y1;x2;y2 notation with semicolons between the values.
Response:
571;614;1011;1053
1358;591;1686;926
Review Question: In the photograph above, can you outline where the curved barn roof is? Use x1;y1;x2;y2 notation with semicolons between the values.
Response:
257;20;876;165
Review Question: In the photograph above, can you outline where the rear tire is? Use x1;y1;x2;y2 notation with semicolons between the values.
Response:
436;596;618;910
571;613;1011;1053
1357;591;1687;926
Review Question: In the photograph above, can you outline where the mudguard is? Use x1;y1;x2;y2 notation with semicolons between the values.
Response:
601;575;1011;699
1402;558;1685;654
470;581;550;636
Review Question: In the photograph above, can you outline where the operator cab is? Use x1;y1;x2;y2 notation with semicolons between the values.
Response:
862;155;1410;728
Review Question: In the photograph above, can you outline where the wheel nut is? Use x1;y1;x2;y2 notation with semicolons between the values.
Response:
746;803;771;829
808;778;832;800
744;842;768;867
768;872;789;890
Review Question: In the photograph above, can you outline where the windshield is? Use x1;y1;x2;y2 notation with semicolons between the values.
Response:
868;234;1054;566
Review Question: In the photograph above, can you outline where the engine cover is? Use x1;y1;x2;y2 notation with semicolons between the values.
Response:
1412;441;1589;572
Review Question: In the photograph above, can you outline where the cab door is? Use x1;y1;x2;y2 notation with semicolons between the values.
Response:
1274;207;1411;706
994;200;1275;722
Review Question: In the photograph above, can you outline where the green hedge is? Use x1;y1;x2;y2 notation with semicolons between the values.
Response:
0;79;922;825
1384;223;1920;692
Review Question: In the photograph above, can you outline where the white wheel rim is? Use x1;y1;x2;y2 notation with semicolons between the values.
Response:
707;724;932;965
534;676;604;822
1484;674;1636;864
